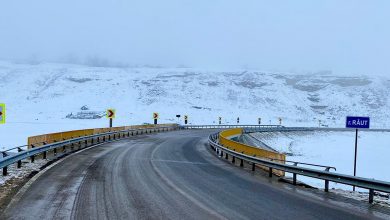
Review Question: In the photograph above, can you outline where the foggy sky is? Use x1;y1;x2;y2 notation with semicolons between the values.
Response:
1;0;389;75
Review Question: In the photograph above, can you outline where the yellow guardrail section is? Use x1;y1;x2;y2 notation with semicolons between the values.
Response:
27;124;177;147
219;128;286;176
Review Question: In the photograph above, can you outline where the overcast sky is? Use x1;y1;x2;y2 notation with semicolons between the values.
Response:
0;1;389;75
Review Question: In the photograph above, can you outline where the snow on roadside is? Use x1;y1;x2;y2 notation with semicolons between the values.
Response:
251;131;390;192
0;159;48;185
250;130;390;206
332;189;390;208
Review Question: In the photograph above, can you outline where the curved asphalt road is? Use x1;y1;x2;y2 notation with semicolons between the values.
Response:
2;130;388;220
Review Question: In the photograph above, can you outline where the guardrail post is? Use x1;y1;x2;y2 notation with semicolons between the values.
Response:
369;189;374;203
324;180;329;192
43;151;47;159
225;152;228;160
293;173;297;185
3;166;7;176
252;163;255;171
240;158;243;167
31;155;35;163
291;162;298;184
17;148;23;168
62;139;66;152
269;168;273;177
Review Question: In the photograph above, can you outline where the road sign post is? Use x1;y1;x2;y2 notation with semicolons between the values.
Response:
153;112;159;125
237;117;240;124
0;103;5;124
176;115;181;124
258;118;261;125
218;117;222;125
184;115;188;125
346;116;370;191
106;109;116;128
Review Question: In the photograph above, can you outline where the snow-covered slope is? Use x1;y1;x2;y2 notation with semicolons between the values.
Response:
1;61;390;149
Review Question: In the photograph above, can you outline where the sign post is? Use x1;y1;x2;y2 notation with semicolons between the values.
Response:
176;115;181;124
346;116;370;191
184;115;188;125
218;117;222;125
153;112;159;125
237;117;240;124
258;118;261;125
106;109;116;127
0;103;5;124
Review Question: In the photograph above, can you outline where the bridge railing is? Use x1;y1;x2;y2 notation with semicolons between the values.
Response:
0;125;178;176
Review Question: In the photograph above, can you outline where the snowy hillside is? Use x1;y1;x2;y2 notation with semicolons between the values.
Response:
1;61;390;148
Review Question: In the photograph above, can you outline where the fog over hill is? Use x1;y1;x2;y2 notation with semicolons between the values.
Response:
1;61;389;133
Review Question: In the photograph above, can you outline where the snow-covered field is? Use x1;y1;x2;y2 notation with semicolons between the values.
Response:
1;60;390;151
251;130;390;191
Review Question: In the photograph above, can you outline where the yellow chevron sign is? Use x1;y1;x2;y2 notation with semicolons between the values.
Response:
106;109;116;119
0;103;5;124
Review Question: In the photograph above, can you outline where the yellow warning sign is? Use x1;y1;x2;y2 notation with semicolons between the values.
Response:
0;103;5;124
106;109;116;119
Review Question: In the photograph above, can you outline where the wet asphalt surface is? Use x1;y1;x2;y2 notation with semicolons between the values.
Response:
2;129;388;220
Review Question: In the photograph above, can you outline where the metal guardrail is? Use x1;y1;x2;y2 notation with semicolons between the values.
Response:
244;126;390;133
208;132;390;204
0;126;177;176
180;124;390;132
180;125;282;129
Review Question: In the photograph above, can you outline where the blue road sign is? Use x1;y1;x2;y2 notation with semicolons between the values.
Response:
346;116;370;129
